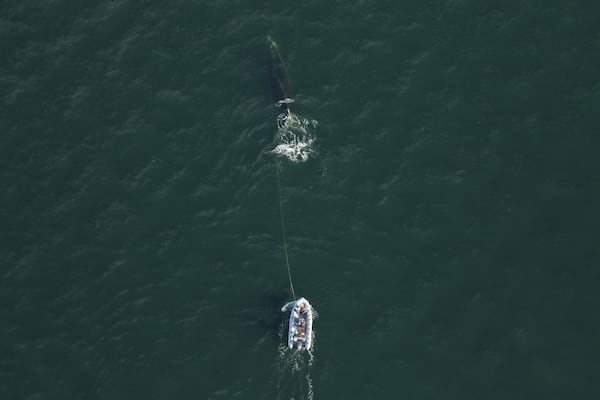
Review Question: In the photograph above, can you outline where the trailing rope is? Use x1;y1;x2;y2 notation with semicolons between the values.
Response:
276;160;296;300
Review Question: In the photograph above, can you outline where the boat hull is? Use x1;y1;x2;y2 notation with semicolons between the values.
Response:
287;297;313;350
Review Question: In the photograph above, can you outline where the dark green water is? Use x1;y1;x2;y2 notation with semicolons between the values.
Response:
2;1;600;399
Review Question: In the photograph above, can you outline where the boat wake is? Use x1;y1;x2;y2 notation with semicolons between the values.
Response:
275;323;316;400
271;112;318;162
274;300;317;399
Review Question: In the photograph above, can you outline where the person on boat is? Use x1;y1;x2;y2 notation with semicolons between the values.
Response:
299;304;306;316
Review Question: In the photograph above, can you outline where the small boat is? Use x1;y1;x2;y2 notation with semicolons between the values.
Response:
285;297;313;350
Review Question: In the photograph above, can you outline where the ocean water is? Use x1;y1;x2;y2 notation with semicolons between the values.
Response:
2;1;600;399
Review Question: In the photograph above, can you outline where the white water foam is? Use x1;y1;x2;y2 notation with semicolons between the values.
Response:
271;112;318;162
275;333;316;400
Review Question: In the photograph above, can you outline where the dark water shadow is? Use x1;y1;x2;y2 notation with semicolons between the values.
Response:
246;289;292;343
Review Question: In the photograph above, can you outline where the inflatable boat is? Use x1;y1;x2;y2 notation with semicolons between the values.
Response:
285;297;313;350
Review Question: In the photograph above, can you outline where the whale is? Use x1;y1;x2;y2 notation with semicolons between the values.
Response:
267;36;294;115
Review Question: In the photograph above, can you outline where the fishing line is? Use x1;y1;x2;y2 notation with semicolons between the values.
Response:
276;159;296;300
